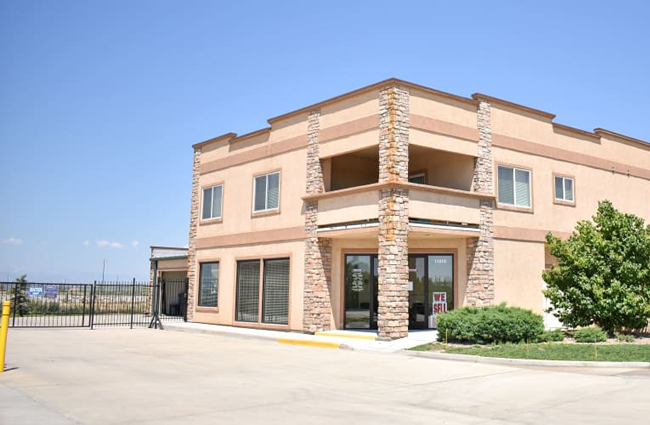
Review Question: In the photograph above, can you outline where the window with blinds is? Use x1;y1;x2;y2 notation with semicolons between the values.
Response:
198;262;219;307
235;258;290;325
262;258;290;325
253;172;280;212
236;260;260;322
554;176;574;203
202;184;223;220
497;165;531;208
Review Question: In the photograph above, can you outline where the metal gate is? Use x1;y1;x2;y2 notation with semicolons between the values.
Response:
0;279;188;329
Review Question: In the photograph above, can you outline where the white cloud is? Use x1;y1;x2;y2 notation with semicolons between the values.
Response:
131;240;139;248
2;237;23;245
96;240;123;249
83;240;90;246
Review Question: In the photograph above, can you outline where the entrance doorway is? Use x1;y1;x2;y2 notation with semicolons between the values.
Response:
344;253;454;330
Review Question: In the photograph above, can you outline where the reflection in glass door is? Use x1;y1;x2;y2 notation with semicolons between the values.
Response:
408;257;426;329
344;255;378;329
428;255;454;328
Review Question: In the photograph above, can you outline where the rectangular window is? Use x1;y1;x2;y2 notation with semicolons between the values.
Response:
198;262;219;307
236;258;290;325
497;165;531;208
202;185;223;220
554;176;574;203
262;258;290;325
253;172;280;212
236;260;260;322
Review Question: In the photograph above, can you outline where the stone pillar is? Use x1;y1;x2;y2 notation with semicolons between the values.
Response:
377;85;410;340
303;109;333;333
186;147;201;321
466;99;495;306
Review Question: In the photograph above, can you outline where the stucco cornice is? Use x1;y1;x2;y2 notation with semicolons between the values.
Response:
594;128;650;148
192;132;237;149
471;93;556;120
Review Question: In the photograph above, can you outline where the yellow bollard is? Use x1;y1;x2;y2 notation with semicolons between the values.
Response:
445;329;448;351
0;301;10;373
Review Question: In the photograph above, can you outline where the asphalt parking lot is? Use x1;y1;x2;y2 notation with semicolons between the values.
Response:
1;328;649;424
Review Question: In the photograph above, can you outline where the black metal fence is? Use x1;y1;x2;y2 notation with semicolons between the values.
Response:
0;278;188;329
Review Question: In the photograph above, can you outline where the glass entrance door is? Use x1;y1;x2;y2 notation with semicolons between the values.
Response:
344;255;378;329
408;256;427;329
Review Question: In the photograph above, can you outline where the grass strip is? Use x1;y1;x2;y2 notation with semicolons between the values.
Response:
410;342;650;362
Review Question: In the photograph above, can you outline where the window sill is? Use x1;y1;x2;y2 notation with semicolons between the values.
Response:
553;199;576;207
252;209;280;218
195;307;219;313
200;217;223;225
497;203;534;214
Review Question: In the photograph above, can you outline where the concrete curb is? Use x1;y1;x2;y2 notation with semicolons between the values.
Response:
407;350;650;368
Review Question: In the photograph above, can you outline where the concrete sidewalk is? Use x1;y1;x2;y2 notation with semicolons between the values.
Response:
162;321;438;352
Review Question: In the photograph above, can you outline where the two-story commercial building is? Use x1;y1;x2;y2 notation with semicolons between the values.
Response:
184;78;650;340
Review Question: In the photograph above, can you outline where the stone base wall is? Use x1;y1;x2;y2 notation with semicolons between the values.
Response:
466;200;495;306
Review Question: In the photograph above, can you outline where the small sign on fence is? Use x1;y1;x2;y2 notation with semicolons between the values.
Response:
44;285;58;299
29;287;43;297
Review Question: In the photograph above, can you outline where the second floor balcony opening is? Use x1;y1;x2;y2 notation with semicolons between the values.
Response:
408;146;475;192
322;147;379;192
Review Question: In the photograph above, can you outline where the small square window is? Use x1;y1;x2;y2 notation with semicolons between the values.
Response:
554;176;574;203
202;185;223;220
253;172;280;212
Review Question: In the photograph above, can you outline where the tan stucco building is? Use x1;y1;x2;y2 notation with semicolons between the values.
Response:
183;78;650;339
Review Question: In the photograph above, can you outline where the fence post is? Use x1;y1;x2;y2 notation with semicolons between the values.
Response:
90;281;96;330
82;285;87;327
184;278;189;322
12;284;17;327
1;301;11;372
130;278;136;329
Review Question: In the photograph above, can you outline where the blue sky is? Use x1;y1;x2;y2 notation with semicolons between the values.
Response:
1;1;649;282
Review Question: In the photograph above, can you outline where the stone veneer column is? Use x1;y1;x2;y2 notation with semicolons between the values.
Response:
466;99;495;306
186;147;201;321
377;85;410;340
303;109;333;333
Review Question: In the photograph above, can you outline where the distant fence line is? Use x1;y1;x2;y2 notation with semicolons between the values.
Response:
0;279;188;329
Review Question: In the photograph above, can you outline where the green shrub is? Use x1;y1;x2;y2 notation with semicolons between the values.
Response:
614;332;635;343
574;327;607;343
536;329;565;342
436;303;544;344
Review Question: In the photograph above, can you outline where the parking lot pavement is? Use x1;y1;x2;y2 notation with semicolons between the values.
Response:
1;328;649;424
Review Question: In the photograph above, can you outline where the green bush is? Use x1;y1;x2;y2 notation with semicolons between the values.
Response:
436;303;544;344
536;329;565;342
574;327;607;343
614;332;635;343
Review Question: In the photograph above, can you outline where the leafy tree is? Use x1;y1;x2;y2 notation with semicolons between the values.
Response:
12;274;29;317
543;201;650;334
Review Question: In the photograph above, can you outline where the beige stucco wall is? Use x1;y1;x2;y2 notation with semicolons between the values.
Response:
491;105;650;170
318;190;380;226
410;129;478;157
409;189;481;224
409;89;478;129
494;239;546;313
319;89;379;129
493;146;650;233
198;146;308;238
192;240;305;331
157;258;188;271
319;130;380;159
